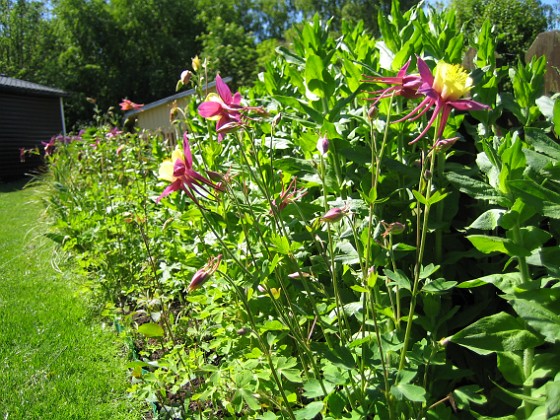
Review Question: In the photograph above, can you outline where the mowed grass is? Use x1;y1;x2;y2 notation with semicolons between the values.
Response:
0;180;145;419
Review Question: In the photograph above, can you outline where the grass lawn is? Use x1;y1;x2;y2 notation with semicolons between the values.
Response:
0;179;146;419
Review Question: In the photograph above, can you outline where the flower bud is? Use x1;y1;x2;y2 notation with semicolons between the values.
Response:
192;55;201;72
187;254;222;292
317;136;329;155
320;205;349;223
368;105;378;119
180;70;193;85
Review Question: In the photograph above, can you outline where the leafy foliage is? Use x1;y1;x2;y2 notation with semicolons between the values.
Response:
39;1;560;418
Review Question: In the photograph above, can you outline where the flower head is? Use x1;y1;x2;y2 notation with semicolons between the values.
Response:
188;254;222;292
157;132;218;203
198;75;243;141
120;99;143;111
198;75;266;141
396;57;490;144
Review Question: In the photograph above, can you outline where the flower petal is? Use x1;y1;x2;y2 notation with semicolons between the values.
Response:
198;100;223;119
416;56;434;87
182;132;193;169
216;74;233;105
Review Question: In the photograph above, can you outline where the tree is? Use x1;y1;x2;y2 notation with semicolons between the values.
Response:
451;0;548;64
0;0;48;79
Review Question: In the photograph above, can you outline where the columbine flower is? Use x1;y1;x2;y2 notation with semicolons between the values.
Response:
271;177;306;213
397;57;490;144
198;75;243;141
188;254;222;292
198;75;266;141
364;60;424;106
157;132;218;203
120;98;143;111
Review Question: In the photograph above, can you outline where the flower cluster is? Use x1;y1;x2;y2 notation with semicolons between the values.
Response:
366;57;490;145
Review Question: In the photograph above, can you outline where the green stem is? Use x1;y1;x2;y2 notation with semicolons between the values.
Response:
398;147;437;373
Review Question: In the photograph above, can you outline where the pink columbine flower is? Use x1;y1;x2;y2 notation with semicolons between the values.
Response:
156;132;218;203
198;75;266;141
120;98;143;111
198;75;243;141
396;57;490;144
188;254;222;292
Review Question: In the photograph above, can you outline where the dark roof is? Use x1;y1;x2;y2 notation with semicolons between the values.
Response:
123;77;231;118
0;75;67;97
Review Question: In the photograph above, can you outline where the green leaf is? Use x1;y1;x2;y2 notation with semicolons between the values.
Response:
467;235;509;254
546;381;560;418
511;297;560;343
452;385;487;408
553;99;560;138
525;126;560;160
497;351;524;386
390;383;426;402
456;272;522;294
384;269;412;291
137;322;164;338
422;279;457;294
303;379;334;398
412;189;428;205
419;263;440;279
295;401;324;420
448;312;544;355
468;209;506;230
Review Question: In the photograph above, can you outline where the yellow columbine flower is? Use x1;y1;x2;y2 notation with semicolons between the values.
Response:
432;62;473;101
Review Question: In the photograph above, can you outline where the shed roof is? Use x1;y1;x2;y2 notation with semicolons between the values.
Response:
0;75;67;97
123;77;231;119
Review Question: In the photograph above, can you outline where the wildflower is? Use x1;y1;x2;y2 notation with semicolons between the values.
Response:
188;254;222;292
364;60;423;106
19;148;26;162
320;204;350;223
120;98;143;111
398;57;490;144
317;136;329;155
198;75;244;141
271;177;306;213
156;132;218;203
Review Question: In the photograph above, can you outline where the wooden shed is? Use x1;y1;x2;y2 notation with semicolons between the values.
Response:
0;75;66;180
124;78;229;141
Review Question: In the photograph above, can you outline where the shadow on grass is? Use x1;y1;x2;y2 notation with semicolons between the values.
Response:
0;176;34;193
